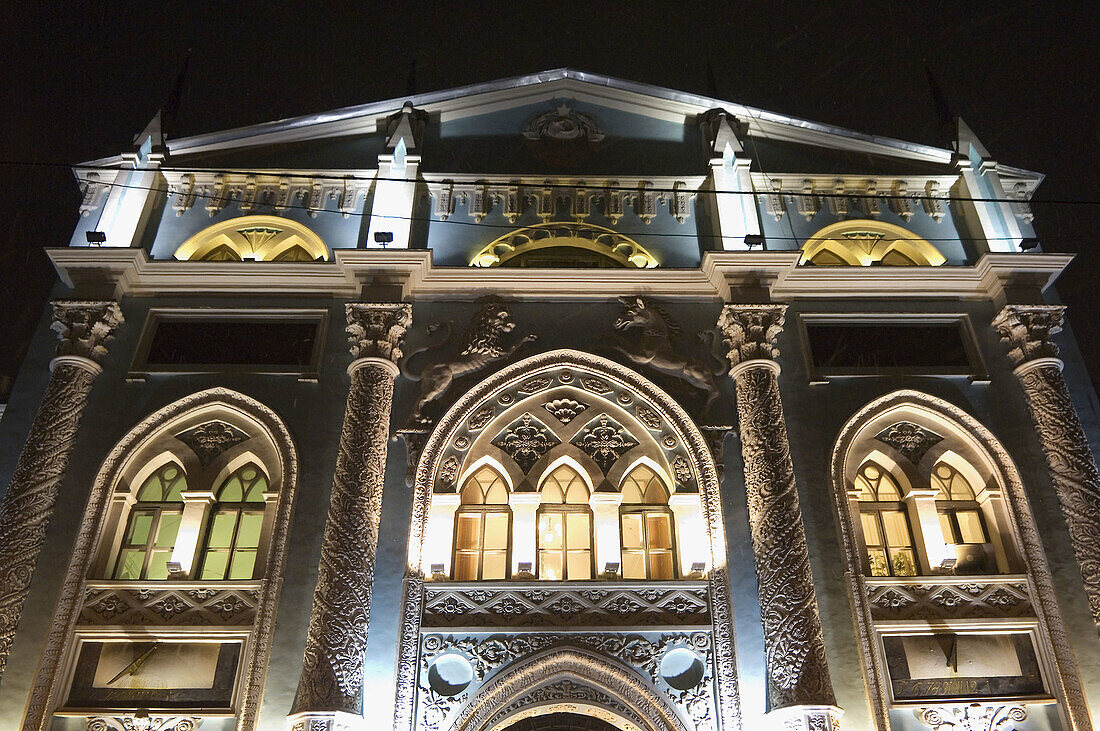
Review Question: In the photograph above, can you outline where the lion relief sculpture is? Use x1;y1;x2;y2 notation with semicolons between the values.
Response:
401;300;538;425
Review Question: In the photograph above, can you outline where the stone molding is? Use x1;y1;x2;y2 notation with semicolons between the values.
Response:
79;583;260;626
393;350;741;731
25;389;299;731
917;703;1027;731
86;715;202;731
422;583;710;628
828;390;1090;731
0;300;122;682
764;704;843;731
719;304;836;711
292;305;408;718
865;578;1033;621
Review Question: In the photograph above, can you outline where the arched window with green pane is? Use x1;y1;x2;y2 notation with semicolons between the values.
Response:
199;463;268;580
113;462;186;580
619;465;675;580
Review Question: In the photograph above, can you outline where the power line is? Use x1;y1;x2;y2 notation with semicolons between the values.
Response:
4;159;1097;207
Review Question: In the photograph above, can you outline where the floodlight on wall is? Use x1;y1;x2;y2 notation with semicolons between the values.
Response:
516;562;534;578
1019;237;1040;251
86;231;107;245
743;234;765;249
603;562;620;578
430;563;446;579
374;231;394;244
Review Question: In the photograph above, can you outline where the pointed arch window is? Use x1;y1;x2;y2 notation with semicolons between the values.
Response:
538;465;593;580
854;462;917;577
453;466;511;580
619;465;675;580
198;463;268;580
112;462;186;580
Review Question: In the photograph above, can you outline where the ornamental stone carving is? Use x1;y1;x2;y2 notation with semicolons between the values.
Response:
79;585;260;626
290;304;409;725
717;305;837;711
0;300;122;680
865;579;1032;621
993;304;1100;631
491;413;561;473
523;104;605;143
400;299;537;426
87;715;201;731
918;704;1027;731
612;296;724;417
874;421;943;466
570;415;639;473
542;398;587;425
174;420;249;465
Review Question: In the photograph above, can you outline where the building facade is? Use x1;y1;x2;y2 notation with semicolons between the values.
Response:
1;69;1098;731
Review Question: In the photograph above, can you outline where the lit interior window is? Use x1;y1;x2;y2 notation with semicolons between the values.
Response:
113;463;186;580
932;462;988;546
855;463;917;577
619;465;675;580
537;465;592;580
199;464;268;580
453;466;510;580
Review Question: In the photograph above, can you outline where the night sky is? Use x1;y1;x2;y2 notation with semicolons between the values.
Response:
3;2;1097;394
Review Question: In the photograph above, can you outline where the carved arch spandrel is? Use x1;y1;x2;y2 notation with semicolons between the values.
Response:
455;647;687;731
829;389;1090;731
394;350;740;731
25;388;298;731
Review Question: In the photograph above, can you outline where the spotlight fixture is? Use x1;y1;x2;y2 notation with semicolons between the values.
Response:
1019;237;1040;251
86;231;107;244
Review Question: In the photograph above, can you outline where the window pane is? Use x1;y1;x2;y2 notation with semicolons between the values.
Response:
567;550;591;579
236;512;264;548
114;549;145;579
939;512;957;543
650;551;675;580
539;551;563;580
206;512;237;549
483;512;509;550
566;513;590;547
484;482;508;504
860;513;883;546
955;511;987;544
126;513;154;545
219;477;243;502
245;476;268;502
455;513;481;549
868;549;890;577
890;548;917;576
482;551;508;580
622;549;646;579
147;548;173;580
229;550;257;580
647;513;672;549
137;474;164;502
201;550;229;580
539;514;563;550
453;551;478;581
880;511;912;547
154;512;182;548
621;514;644;549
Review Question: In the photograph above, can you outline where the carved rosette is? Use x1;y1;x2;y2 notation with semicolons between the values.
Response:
717;305;837;711
993;304;1100;631
0;300;121;679
290;304;410;723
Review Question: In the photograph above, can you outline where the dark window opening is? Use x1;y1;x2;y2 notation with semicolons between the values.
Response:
142;319;319;369
806;322;973;374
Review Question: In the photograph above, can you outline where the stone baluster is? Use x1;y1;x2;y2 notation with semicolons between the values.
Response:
717;304;841;730
289;303;411;731
0;300;122;678
993;304;1100;631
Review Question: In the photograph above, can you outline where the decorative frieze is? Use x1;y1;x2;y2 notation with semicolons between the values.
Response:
422;583;710;628
80;584;259;626
993;304;1100;633
290;303;410;723
160;169;373;218
87;714;202;731
865;579;1033;621
918;703;1027;731
718;304;837;712
0;300;122;680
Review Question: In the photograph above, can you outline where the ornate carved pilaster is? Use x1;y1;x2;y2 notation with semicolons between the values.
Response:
290;303;411;729
0;300;121;679
993;304;1100;630
717;305;839;721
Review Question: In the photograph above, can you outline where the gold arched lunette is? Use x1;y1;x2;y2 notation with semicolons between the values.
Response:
173;215;330;262
470;222;658;268
800;219;946;267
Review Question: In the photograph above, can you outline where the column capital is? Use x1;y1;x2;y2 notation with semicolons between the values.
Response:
992;304;1065;367
344;302;411;363
717;304;787;367
50;300;123;365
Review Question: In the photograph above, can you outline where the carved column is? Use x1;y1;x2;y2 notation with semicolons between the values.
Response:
0;300;122;678
717;304;841;730
290;303;411;731
993;304;1100;631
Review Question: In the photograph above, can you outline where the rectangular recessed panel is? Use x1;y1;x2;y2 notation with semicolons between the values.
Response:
144;319;318;368
882;633;1045;700
806;323;973;374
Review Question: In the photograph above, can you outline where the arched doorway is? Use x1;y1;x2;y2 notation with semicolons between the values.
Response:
393;350;739;731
